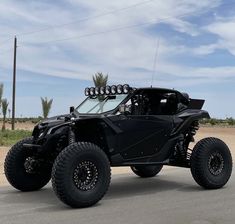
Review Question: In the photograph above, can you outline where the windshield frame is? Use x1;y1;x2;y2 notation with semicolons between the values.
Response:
75;94;130;115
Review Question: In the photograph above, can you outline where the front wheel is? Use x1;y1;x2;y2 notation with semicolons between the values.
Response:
131;165;163;178
4;137;52;191
190;137;233;189
52;142;111;208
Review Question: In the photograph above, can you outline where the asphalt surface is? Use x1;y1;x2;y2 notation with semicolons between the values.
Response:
0;167;234;224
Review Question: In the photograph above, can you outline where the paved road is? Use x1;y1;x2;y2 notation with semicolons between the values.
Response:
0;167;234;224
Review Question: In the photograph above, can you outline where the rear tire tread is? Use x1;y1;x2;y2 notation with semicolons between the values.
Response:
190;137;232;189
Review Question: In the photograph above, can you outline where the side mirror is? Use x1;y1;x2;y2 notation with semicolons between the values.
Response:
70;106;75;113
119;104;131;114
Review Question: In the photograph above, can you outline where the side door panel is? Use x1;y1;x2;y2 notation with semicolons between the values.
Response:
109;115;174;160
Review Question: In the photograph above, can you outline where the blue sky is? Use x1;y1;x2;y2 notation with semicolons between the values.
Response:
0;0;235;118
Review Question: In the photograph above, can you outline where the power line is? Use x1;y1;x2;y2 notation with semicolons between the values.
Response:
11;0;157;37
22;1;235;46
3;0;235;42
26;18;162;45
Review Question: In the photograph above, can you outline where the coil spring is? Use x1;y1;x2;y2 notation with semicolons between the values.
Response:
186;121;199;160
190;120;199;136
68;129;76;145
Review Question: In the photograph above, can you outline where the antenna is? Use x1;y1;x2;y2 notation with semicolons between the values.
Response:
150;38;160;87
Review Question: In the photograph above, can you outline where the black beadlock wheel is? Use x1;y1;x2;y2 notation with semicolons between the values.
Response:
131;165;163;178
4;137;52;191
51;142;111;208
190;137;233;189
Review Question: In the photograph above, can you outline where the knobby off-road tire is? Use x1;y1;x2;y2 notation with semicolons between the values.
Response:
131;165;163;178
52;142;111;208
4;137;52;191
191;137;232;189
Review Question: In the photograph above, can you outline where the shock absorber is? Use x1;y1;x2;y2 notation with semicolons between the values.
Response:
189;120;199;141
186;120;199;160
68;127;76;145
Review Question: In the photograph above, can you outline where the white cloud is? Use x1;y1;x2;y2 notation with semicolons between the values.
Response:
1;0;235;117
204;16;235;55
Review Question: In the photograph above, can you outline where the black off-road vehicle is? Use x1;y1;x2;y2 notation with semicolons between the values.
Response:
4;85;233;208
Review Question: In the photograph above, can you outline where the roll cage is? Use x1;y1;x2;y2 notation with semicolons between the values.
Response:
75;87;190;116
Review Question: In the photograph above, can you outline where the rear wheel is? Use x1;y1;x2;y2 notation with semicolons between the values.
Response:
131;165;163;178
4;137;52;191
52;142;111;208
190;137;233;189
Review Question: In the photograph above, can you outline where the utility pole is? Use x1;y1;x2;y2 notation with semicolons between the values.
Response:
12;36;17;130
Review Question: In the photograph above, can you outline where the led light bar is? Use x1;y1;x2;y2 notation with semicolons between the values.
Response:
95;87;100;95
84;84;132;96
117;84;123;94
85;87;90;96
100;86;105;95
90;87;95;96
123;84;130;94
111;85;117;94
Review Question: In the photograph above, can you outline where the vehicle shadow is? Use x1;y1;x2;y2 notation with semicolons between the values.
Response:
105;174;201;200
0;173;203;212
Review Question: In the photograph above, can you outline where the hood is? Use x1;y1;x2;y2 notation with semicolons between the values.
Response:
32;114;73;138
39;114;71;127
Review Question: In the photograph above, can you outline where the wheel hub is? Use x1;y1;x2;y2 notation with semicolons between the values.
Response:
208;152;224;176
73;161;98;191
24;157;39;174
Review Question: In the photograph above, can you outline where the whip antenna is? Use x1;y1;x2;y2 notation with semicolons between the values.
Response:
150;38;160;87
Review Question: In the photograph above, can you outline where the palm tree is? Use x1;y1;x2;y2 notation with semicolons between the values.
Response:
41;97;53;119
1;98;9;131
92;72;108;87
92;72;108;113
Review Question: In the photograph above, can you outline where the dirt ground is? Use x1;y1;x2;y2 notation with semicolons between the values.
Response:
0;121;35;131
0;127;234;186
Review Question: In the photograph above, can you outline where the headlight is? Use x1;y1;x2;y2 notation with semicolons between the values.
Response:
38;132;44;138
111;85;117;94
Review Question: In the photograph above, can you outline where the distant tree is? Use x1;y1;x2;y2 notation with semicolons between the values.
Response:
92;72;108;87
0;83;3;114
41;97;53;119
226;117;235;126
1;98;9;131
8;109;11;118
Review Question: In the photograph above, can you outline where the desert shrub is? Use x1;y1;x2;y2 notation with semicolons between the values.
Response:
226;117;235;126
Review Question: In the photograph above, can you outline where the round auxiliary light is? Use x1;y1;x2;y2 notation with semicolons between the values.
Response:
90;87;95;96
117;84;123;94
100;86;105;95
105;86;111;95
111;85;117;94
95;87;100;95
123;84;130;93
85;87;90;96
